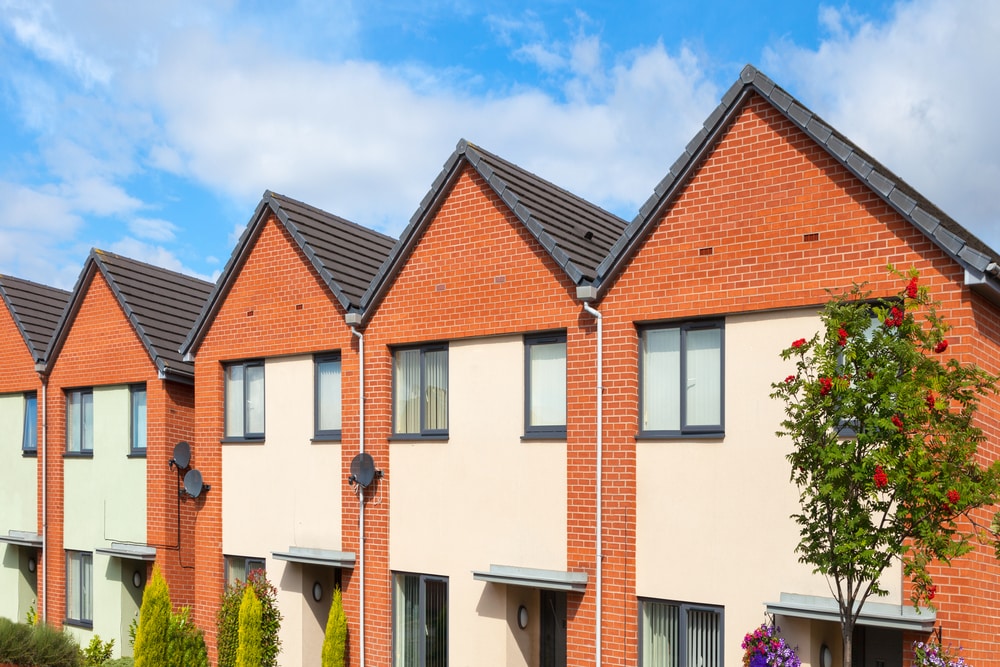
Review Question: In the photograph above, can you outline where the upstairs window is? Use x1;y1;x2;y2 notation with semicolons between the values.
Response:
224;361;264;439
393;345;448;437
641;321;724;436
66;389;94;453
524;334;567;436
22;392;37;454
315;354;342;439
130;384;147;454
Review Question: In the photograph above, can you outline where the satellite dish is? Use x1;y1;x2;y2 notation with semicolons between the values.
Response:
350;452;376;487
183;469;210;498
171;441;191;470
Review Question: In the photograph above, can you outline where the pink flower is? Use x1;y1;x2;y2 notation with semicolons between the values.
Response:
791;338;806;349
947;489;960;505
934;340;949;353
926;392;936;411
885;306;904;328
819;377;833;396
928;585;936;600
784;375;795;384
892;415;904;432
906;277;918;299
838;327;848;346
873;465;888;489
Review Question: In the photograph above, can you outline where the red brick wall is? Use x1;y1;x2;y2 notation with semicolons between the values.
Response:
361;164;592;666
597;92;1000;666
190;214;356;662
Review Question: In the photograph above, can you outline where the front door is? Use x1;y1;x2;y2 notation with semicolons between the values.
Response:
540;590;566;667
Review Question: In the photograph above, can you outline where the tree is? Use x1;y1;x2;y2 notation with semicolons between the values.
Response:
134;564;171;667
771;268;1000;666
236;585;263;667
218;569;282;667
321;586;348;667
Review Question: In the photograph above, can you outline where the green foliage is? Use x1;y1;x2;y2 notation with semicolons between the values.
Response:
0;616;83;667
128;614;137;648
82;635;114;666
321;587;348;667
217;569;282;667
132;564;208;667
24;600;37;626
236;586;263;667
103;659;135;667
772;268;1000;664
134;564;171;667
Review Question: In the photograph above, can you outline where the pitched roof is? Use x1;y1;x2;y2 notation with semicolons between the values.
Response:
594;64;1000;297
45;249;214;382
358;139;628;319
0;275;70;365
180;191;396;356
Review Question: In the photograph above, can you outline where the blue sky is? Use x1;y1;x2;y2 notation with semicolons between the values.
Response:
0;0;996;288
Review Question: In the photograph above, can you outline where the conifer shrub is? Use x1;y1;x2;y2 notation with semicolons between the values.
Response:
133;565;171;667
321;587;347;667
217;569;281;667
235;586;262;667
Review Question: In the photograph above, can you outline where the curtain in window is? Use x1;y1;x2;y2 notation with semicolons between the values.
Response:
641;601;678;667
530;342;567;427
81;392;93;452
245;365;265;435
81;553;92;621
23;393;37;450
394;574;420;666
132;388;147;450
686;608;720;667
66;553;80;619
643;329;680;431
424;350;448;432
67;392;81;452
685;329;721;427
395;350;421;434
424;578;448;667
317;359;342;432
225;365;244;437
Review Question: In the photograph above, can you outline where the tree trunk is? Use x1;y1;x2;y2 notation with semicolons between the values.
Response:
842;617;854;667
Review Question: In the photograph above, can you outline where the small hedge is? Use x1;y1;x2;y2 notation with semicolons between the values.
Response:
0;617;82;667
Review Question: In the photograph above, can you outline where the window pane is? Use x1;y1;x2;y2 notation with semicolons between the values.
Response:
529;341;567;427
317;358;342;432
642;601;678;667
395;350;421;434
67;391;81;452
394;574;420;666
686;609;720;667
81;392;94;452
245;364;265;435
131;387;147;451
23;393;37;451
66;553;80;619
643;329;680;431
424;350;448;432
81;553;93;622
424;578;448;667
226;556;246;586
685;328;721;427
225;365;245;437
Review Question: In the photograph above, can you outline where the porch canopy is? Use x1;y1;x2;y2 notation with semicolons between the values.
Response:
271;546;356;569
472;564;588;593
765;592;936;632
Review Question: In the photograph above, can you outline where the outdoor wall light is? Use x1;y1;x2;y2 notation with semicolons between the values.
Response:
517;605;529;630
820;644;833;667
27;556;36;573
133;570;144;589
313;581;323;603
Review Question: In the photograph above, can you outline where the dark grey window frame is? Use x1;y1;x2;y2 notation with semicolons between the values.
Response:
523;332;567;438
223;360;265;441
392;571;449;667
224;554;267;586
129;384;147;456
638;597;724;667
65;550;93;628
22;391;37;456
638;319;725;438
391;344;449;439
65;388;94;455
314;353;342;441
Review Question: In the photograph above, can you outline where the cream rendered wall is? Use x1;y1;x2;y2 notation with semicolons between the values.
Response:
636;309;902;662
391;336;567;667
63;385;146;652
0;393;38;622
222;354;344;667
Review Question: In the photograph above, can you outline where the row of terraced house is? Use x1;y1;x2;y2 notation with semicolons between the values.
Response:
2;65;1000;667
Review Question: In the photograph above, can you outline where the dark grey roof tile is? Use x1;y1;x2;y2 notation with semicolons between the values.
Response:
911;208;941;235
933;226;964;255
807;118;832;144
888;189;917;216
788;102;811;127
847;153;874;179
0;276;70;364
959;245;991;272
826;134;852;161
867;171;894;197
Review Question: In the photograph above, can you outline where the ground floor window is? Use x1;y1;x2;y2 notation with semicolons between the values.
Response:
66;550;93;626
639;598;722;667
225;555;266;586
393;572;448;667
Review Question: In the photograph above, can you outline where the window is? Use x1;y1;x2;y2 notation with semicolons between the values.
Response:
225;555;266;586
22;392;37;454
525;334;567;436
393;573;448;667
640;321;723;436
393;345;448;436
640;599;722;667
315;354;342;438
66;551;93;626
224;361;264;439
130;385;147;454
66;389;94;453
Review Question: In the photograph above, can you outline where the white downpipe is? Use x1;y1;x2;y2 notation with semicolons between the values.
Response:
350;326;365;667
581;302;603;667
40;377;47;623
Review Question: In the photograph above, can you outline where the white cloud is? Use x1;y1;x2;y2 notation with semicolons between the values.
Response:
129;217;178;242
107;237;213;282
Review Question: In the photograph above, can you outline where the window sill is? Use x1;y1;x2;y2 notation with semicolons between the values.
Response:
127;450;147;459
634;431;725;441
63;451;94;459
521;432;567;441
64;619;93;629
389;434;449;442
22;450;37;458
221;437;265;445
311;434;342;444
